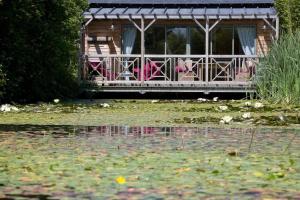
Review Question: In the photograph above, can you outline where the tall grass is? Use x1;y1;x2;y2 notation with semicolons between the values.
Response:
256;30;300;104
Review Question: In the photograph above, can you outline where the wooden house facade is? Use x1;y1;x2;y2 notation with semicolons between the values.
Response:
81;0;279;93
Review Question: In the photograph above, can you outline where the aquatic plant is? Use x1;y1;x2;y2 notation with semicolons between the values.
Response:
53;99;60;104
218;105;229;111
0;104;19;112
220;116;233;124
256;30;300;104
242;112;252;119
254;102;264;109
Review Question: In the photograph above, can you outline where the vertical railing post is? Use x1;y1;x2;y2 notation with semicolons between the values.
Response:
141;17;145;84
205;18;209;83
276;16;280;40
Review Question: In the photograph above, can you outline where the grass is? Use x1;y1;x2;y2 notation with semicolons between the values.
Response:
256;30;300;104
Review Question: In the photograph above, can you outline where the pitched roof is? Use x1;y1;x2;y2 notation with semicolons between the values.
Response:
88;0;274;5
85;0;276;19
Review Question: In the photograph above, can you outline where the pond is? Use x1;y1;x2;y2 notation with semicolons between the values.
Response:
0;125;299;199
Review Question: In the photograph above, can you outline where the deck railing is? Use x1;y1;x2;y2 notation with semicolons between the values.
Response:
84;54;259;85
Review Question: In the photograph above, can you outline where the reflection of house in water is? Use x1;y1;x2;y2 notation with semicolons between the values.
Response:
80;125;299;154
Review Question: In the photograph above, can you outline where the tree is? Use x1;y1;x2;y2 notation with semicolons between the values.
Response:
0;0;87;102
276;0;300;33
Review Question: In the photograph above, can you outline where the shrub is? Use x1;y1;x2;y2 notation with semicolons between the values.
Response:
0;64;6;100
256;30;300;104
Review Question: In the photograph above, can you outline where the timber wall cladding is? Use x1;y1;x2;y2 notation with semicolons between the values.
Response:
86;19;273;56
87;20;122;55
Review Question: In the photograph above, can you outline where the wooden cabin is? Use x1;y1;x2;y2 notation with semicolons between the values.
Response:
81;0;279;93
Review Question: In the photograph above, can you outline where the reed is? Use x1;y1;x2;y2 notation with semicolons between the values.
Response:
256;30;300;104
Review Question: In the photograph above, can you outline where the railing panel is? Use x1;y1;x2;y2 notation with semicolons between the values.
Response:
209;55;258;82
84;54;259;85
86;55;141;83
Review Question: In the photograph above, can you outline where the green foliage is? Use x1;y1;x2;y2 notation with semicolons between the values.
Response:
275;0;300;33
0;0;87;102
256;30;300;104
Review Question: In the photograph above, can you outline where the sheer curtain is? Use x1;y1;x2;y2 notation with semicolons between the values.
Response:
236;26;256;56
123;27;137;55
237;27;256;73
122;27;137;80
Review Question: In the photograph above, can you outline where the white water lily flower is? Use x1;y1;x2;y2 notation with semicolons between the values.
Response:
242;112;251;119
254;102;264;109
53;99;60;104
244;101;251;106
219;105;228;111
197;98;207;102
11;106;19;111
213;97;219;102
220;116;233;124
151;100;159;103
101;103;110;108
278;115;285;121
0;104;19;112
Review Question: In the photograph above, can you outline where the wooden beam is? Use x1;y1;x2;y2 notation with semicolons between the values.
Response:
276;16;280;40
262;18;276;32
78;27;84;83
128;17;142;32
205;18;209;83
193;17;206;32
84;17;93;27
209;19;222;32
144;18;157;31
141;17;145;84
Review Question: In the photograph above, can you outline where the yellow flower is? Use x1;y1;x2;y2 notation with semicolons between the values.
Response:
175;167;191;173
115;176;126;184
253;171;264;177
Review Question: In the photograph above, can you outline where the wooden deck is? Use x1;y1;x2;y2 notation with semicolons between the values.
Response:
82;80;256;94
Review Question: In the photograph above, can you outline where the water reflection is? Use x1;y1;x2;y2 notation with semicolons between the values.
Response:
0;124;299;154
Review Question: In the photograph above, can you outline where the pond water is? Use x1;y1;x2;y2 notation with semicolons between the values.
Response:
0;125;299;199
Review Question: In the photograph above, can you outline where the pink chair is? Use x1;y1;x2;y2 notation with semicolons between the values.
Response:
89;62;116;81
134;61;161;81
175;66;187;73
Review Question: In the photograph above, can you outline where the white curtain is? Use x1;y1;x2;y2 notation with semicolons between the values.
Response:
123;27;137;55
237;27;256;55
122;27;137;80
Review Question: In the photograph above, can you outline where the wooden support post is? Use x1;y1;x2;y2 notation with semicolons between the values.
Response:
78;26;84;83
276;17;280;40
141;17;145;84
205;18;209;83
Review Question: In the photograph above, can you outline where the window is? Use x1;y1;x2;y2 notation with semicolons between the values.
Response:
145;26;165;54
190;27;205;55
166;27;187;54
212;27;233;55
123;25;255;55
130;30;140;54
211;26;256;55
